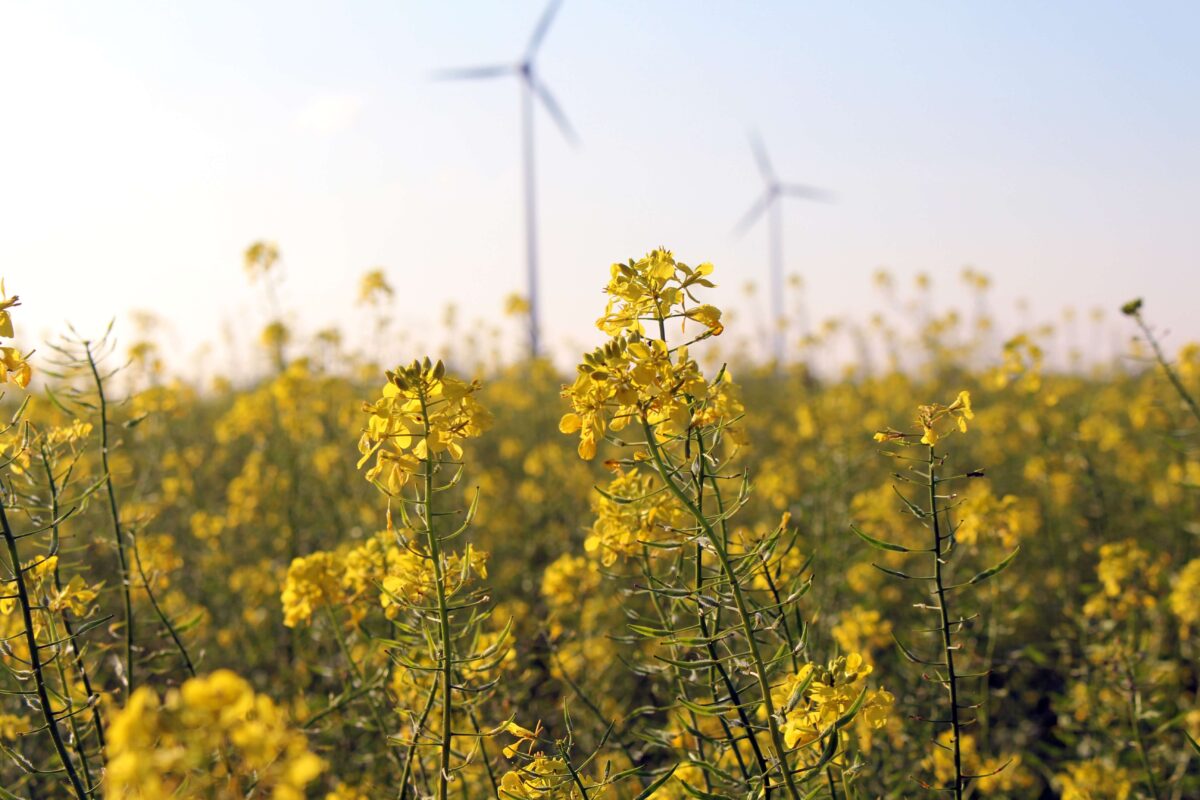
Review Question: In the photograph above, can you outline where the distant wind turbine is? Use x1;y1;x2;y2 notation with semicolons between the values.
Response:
733;133;832;365
435;0;577;359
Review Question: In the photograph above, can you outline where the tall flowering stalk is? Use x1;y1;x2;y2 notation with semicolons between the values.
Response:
562;250;890;797
358;357;497;799
865;392;1018;798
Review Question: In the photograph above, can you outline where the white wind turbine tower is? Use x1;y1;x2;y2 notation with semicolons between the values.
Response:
733;133;832;366
436;0;577;359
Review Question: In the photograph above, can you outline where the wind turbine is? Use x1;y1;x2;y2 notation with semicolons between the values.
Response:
435;0;577;360
733;133;831;366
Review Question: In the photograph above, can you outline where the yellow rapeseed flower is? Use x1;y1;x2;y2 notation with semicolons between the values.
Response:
106;670;324;799
358;358;492;493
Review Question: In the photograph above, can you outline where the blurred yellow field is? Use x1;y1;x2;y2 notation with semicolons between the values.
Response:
0;248;1197;798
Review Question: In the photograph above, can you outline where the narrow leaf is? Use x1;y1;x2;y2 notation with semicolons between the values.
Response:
633;764;679;799
968;546;1020;586
850;524;914;553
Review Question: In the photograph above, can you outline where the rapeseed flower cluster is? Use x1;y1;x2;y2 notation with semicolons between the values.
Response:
106;670;324;799
358;358;492;492
772;653;894;752
0;283;31;389
561;249;736;459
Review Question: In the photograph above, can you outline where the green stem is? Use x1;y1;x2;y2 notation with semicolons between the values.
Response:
466;704;500;798
639;548;715;794
927;446;963;800
644;421;801;800
1123;657;1162;800
550;650;641;779
45;612;94;792
1132;311;1200;425
43;606;93;796
691;430;771;793
825;764;839;800
419;388;454;800
559;740;592;799
0;502;89;800
84;343;135;693
398;676;441;800
40;449;106;756
129;532;196;678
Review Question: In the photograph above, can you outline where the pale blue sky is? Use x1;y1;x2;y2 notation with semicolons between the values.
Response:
2;1;1198;367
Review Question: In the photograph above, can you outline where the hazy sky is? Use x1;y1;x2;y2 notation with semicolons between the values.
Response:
2;1;1198;367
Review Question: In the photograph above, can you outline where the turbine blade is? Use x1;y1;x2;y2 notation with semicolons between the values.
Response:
526;0;564;58
432;64;513;81
781;183;835;202
749;131;774;182
530;77;579;145
732;192;772;237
